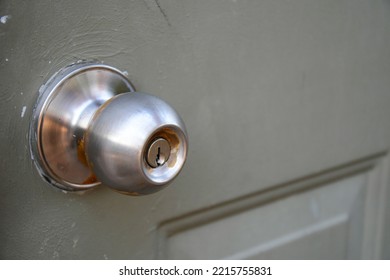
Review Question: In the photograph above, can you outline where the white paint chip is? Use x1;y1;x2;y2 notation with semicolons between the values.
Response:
20;106;27;118
5;58;8;62
0;15;11;24
122;70;128;76
72;236;79;248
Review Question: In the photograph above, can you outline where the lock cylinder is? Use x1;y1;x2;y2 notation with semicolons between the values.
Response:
146;138;171;168
30;62;188;195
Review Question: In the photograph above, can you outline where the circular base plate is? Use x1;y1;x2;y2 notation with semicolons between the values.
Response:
30;62;135;191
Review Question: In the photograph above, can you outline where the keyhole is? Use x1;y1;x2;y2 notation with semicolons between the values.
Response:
146;138;171;168
156;147;161;166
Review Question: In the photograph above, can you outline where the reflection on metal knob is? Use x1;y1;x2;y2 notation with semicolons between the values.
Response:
29;62;188;195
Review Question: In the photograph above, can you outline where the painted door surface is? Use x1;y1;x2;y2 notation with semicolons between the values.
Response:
1;0;390;259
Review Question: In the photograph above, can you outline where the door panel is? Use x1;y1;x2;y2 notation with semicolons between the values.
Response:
1;0;390;259
158;155;388;259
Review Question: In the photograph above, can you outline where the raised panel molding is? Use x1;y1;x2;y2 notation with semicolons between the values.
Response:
156;152;389;259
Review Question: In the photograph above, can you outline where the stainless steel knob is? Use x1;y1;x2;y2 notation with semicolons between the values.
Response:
29;62;188;195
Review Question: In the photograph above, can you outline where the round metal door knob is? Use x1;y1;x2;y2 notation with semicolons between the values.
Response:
29;62;188;195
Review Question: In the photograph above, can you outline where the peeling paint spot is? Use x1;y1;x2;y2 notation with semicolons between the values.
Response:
20;92;23;95
103;254;108;260
71;222;76;228
49;61;52;64
5;58;8;62
122;70;128;76
0;15;11;24
20;106;27;118
72;236;79;248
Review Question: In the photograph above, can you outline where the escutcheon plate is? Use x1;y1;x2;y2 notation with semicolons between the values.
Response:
29;62;135;191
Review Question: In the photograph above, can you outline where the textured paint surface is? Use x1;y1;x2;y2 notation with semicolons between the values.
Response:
1;0;390;259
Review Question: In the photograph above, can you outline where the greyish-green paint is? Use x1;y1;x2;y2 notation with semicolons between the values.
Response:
1;0;390;259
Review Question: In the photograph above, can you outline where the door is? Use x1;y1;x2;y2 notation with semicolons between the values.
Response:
1;0;390;259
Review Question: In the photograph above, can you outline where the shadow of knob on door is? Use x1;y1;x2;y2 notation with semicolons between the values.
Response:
29;62;188;195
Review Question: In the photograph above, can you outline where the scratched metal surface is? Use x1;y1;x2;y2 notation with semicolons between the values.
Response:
1;0;390;259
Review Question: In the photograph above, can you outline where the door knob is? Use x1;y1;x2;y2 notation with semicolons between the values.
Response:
29;62;188;195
